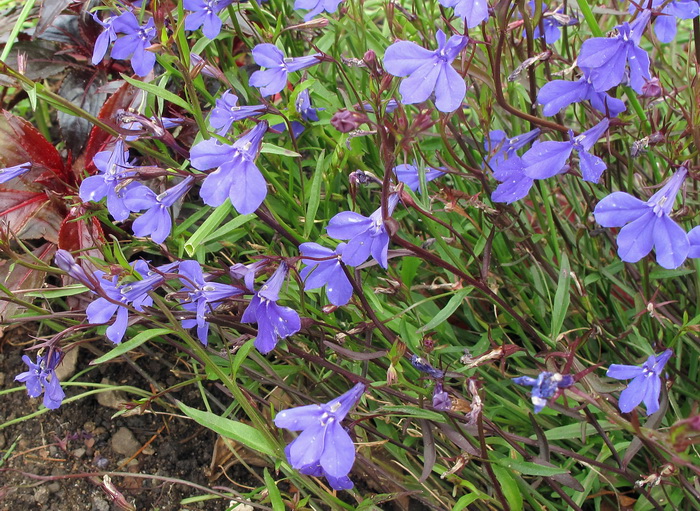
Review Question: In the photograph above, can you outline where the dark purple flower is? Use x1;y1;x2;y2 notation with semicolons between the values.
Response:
299;242;353;306
189;122;268;214
178;260;243;345
512;371;574;413
124;176;194;244
537;72;627;117
241;263;301;354
79;140;144;222
607;349;672;415
411;354;445;379
209;90;266;135
184;0;235;39
91;12;118;65
274;383;365;490
432;383;451;410
110;11;157;77
383;30;468;113
15;351;65;409
249;44;321;97
577;10;652;93
294;0;344;21
395;164;445;192
593;167;689;269
326;194;399;269
438;0;489;29
0;162;31;184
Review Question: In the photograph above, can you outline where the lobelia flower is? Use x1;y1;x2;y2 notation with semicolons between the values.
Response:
241;263;301;354
230;260;267;292
326;194;399;269
274;383;365;490
607;349;672;415
512;371;574;413
537;70;627;117
438;0;489;29
395;163;445;192
270;89;324;136
593;167;689;269
688;226;700;258
411;354;445;379
124;176;195;244
120;261;179;304
15;351;65;409
110;11;157;77
178;260;243;345
54;249;100;292
209;90;266;135
577;10;652;94
529;2;578;44
91;11;118;65
183;0;235;39
294;0;344;21
249;44;321;97
189;121;268;214
119;112;184;141
0;162;31;184
432;383;451;411
299;242;353;306
630;1;699;44
483;128;540;173
79;140;145;222
492;119;609;203
384;30;468;113
362;99;399;114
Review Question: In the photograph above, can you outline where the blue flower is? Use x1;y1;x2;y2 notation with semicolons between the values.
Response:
630;1;699;43
183;0;235;39
432;383;451;411
299;242;353;306
512;371;574;413
294;0;344;21
110;11;158;77
274;383;365;490
249;44;321;97
383;30;468;113
15;351;65;409
241;263;301;354
537;72;626;117
529;2;578;44
0;162;31;184
577;10;652;94
438;0;489;29
209;90;266;135
593;167;689;269
607;349;672;415
394;164;445;192
189;121;268;214
484;128;541;173
410;354;445;379
326;194;399;269
124;176;195;244
91;11;118;65
178;260;243;345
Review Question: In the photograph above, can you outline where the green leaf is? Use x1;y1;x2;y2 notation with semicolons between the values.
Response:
419;287;471;332
90;328;175;365
184;201;230;256
491;465;523;511
303;149;325;238
495;458;568;477
177;402;275;457
264;469;285;511
120;74;192;113
380;406;446;422
25;284;88;298
453;494;479;511
261;142;301;158
550;253;570;341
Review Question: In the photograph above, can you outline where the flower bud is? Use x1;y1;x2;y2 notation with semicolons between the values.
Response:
330;109;369;133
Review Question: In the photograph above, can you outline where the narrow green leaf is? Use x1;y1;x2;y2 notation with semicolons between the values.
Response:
303;149;325;238
90;328;174;365
550;253;570;340
380;406;446;422
495;458;568;477
177;402;275;457
121;74;192;113
264;469;285;511
419;287;471;332
184;201;230;256
491;466;524;511
25;284;89;298
261;142;301;158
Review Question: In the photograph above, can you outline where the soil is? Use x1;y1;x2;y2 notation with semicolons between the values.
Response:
0;324;258;511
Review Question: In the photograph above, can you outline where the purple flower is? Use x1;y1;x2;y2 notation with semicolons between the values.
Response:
363;99;399;114
607;349;672;415
91;12;118;65
384;30;468;113
120;113;184;141
537;72;627;117
15;352;65;409
294;0;344;21
512;371;574;413
178;260;243;345
124;176;194;244
209;90;266;135
110;11;157;77
630;1;699;43
0;162;31;184
296;89;323;122
274;383;365;490
395;164;445;192
688;226;700;258
411;354;445;379
432;383;451;410
577;10;652;94
530;3;578;44
189;122;268;214
120;261;179;303
299;242;353;306
492;119;609;203
326;194;399;269
593;167;689;269
241;263;301;354
184;0;235;39
79;140;143;222
55;249;99;292
483;128;540;172
438;0;489;29
249;44;321;97
229;260;267;292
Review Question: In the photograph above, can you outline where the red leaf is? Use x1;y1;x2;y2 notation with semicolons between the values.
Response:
0;243;56;322
0;189;64;242
58;205;105;254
